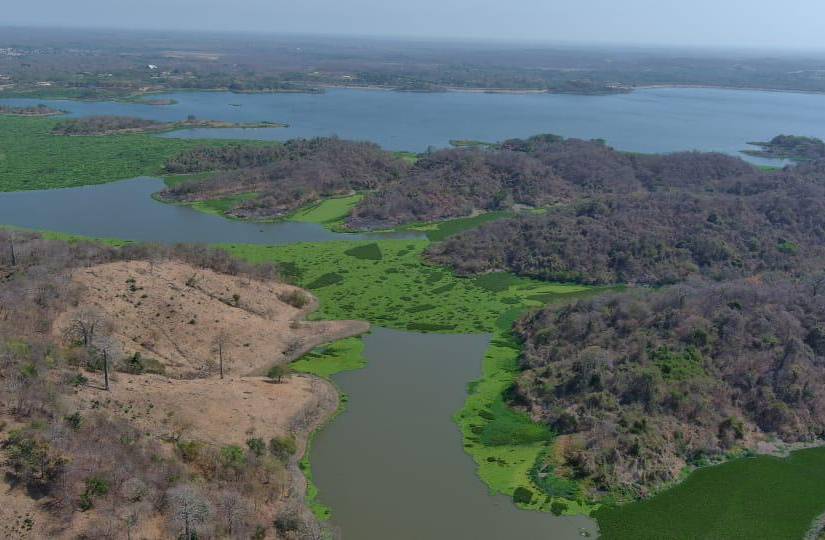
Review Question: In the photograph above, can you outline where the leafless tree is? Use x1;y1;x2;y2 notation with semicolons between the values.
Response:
7;231;16;266
215;489;251;537
63;307;107;348
93;333;120;391
167;485;212;540
211;329;232;379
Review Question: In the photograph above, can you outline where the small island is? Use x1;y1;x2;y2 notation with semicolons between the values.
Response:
0;103;66;116
51;115;287;136
744;134;825;161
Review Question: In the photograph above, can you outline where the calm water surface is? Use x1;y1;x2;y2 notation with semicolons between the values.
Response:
0;177;418;244
311;328;596;540
4;87;825;162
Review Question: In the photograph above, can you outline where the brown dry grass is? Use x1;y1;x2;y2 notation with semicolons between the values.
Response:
56;260;368;378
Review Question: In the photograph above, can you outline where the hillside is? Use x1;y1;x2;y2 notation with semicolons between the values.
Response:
0;231;364;539
513;276;825;498
427;170;825;285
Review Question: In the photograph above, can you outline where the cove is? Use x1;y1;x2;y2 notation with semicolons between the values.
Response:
0;177;419;244
309;328;596;539
4;87;825;162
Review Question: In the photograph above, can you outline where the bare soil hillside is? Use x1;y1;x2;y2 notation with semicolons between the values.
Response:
56;260;368;377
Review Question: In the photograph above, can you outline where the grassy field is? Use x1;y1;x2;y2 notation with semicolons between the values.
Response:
595;446;825;539
0;116;222;191
289;194;364;229
396;211;516;241
189;192;259;217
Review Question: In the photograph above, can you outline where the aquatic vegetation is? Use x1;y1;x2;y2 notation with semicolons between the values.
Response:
292;337;366;379
0;116;224;191
225;240;587;335
595;447;825;540
226;239;595;515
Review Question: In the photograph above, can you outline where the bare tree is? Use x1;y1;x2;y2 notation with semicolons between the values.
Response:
215;489;251;537
64;307;107;348
93;333;120;391
7;231;16;266
211;329;232;379
167;485;212;540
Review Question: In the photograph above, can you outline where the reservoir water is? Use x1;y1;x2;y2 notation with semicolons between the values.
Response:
4;87;825;162
311;328;597;540
0;177;419;244
4;86;825;538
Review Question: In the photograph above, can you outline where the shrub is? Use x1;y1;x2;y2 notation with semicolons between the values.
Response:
4;430;64;491
64;412;83;430
79;476;110;511
246;437;266;457
278;289;310;309
513;486;534;505
267;364;291;383
220;445;246;469
269;436;297;464
550;500;568;516
177;440;203;463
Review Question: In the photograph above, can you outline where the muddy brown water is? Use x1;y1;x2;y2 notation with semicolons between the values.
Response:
310;328;597;539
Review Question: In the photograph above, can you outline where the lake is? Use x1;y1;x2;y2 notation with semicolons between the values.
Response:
311;328;597;540
4;87;825;162
0;177;419;244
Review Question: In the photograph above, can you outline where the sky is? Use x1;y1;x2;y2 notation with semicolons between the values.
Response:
4;0;825;50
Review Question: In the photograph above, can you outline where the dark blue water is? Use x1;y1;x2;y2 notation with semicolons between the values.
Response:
3;87;824;162
0;177;419;244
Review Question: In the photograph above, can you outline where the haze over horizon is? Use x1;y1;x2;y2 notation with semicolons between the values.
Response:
4;0;825;51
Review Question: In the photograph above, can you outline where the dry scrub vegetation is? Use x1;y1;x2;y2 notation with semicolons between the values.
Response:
0;231;364;539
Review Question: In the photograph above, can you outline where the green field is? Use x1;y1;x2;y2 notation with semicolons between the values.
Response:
289;194;364;229
396;211;516;241
189;192;259;217
0;116;224;191
595;446;825;539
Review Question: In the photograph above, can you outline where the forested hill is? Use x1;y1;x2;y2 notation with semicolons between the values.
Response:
744;134;825;161
513;276;825;497
426;156;825;286
162;133;770;225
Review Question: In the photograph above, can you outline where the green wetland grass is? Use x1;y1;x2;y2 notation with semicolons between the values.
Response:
595;446;825;540
0;116;223;191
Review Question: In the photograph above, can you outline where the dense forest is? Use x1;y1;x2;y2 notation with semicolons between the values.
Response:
162;133;782;227
514;276;825;497
744;134;825;161
427;145;825;285
0;231;328;539
160;139;407;219
51;115;279;136
0;104;63;116
52;115;163;135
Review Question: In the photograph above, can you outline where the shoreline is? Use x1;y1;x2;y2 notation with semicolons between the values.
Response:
9;82;825;102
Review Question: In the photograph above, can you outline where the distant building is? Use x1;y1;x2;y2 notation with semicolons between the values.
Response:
147;64;158;70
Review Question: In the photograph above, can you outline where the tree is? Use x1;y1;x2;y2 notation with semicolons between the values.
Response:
211;330;232;379
7;231;16;266
64;307;107;348
267;364;291;383
93;333;120;391
167;485;212;540
215;489;251;537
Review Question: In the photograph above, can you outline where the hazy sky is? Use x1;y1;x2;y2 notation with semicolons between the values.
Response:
4;0;825;50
